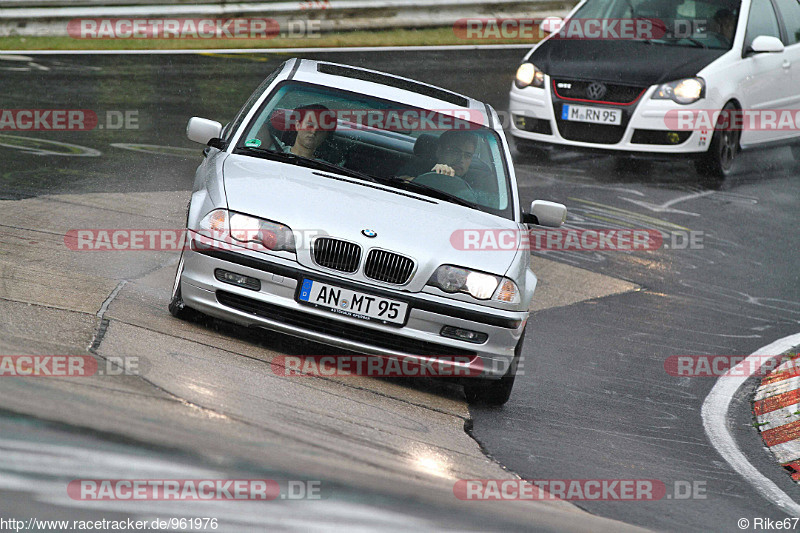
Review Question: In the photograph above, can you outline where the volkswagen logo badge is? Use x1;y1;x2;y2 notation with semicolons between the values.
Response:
361;229;377;238
586;82;607;100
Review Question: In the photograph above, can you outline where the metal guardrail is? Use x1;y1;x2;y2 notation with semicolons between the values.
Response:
0;0;574;37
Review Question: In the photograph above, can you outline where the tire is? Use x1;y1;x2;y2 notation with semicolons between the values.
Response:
463;325;527;406
694;102;740;180
168;251;198;321
463;366;517;406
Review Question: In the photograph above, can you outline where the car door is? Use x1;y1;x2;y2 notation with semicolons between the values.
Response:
739;0;788;145
773;0;800;142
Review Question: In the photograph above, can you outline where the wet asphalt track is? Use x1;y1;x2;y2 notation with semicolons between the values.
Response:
0;50;799;532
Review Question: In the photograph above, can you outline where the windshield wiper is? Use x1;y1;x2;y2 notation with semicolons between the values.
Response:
236;146;378;183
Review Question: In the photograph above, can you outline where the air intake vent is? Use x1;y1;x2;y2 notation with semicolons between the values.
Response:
312;238;362;273
364;249;415;285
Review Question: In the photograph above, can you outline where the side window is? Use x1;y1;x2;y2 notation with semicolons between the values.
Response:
744;0;782;49
222;61;287;144
775;0;800;44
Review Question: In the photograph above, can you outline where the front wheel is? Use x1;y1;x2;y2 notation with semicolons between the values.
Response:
694;102;740;180
463;325;527;406
463;367;517;406
168;252;198;320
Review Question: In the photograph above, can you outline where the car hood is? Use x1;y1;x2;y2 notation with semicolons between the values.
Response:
529;39;726;86
222;154;521;292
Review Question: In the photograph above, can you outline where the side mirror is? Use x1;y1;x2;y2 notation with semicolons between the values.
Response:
187;117;223;145
748;35;785;54
523;200;567;227
540;17;563;34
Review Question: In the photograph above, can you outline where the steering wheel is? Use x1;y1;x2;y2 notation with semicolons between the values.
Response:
412;172;477;203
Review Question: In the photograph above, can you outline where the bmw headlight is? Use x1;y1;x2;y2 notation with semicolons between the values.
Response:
230;212;296;252
515;63;545;89
427;265;520;303
198;209;228;237
197;209;296;252
652;78;705;104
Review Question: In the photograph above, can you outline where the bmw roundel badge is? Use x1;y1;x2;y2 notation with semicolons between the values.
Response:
361;229;377;238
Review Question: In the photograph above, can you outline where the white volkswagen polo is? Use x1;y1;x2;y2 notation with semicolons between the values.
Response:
509;0;800;178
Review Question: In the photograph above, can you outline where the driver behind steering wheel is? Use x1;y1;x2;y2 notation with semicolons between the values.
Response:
427;130;478;179
397;130;478;182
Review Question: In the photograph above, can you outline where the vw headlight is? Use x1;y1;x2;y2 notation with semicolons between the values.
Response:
652;78;705;104
515;63;545;89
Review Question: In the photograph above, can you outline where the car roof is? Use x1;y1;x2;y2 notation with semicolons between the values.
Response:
288;58;496;129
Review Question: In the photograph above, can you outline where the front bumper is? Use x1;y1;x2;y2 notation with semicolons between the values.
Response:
180;243;528;379
509;81;713;155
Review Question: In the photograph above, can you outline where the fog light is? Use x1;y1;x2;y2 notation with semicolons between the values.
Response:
440;326;488;344
667;132;681;144
514;115;527;129
214;269;261;291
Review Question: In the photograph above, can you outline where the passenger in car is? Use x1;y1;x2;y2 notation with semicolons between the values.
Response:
285;104;338;158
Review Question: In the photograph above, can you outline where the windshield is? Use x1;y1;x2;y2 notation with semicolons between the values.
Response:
569;0;741;49
234;81;514;219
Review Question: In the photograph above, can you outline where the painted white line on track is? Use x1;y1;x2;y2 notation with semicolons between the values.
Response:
702;332;800;516
0;44;533;55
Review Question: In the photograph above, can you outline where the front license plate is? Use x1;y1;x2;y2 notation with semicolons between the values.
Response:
297;279;408;325
562;104;622;125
